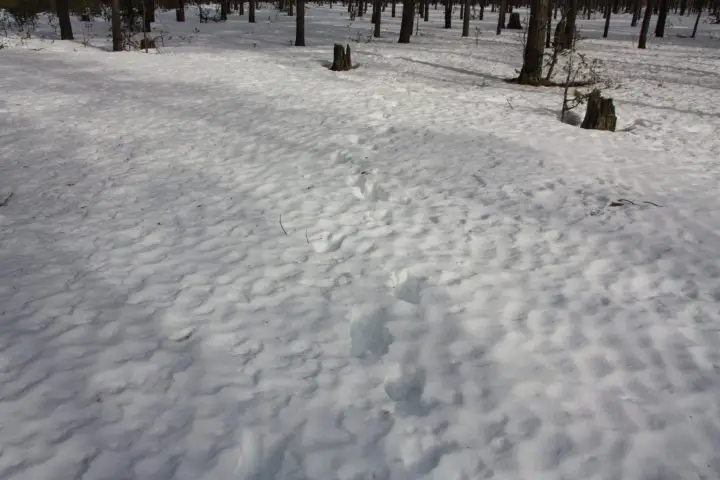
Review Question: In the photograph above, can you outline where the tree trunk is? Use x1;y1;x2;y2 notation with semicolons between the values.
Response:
654;0;668;36
112;0;123;51
581;90;617;131
392;0;396;16
176;0;186;21
399;0;415;41
288;0;293;16
462;0;471;35
603;0;611;36
56;0;74;39
497;0;507;33
631;0;640;25
561;0;577;48
638;0;653;47
250;0;256;21
545;0;553;46
679;0;686;15
239;0;244;14
331;43;352;70
221;0;229;20
296;0;305;45
444;0;452;27
692;2;702;37
374;0;382;35
507;11;522;27
518;0;549;84
424;0;430;20
143;0;153;31
479;0;484;19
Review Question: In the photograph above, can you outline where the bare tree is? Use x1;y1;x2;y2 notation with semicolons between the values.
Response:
691;0;703;37
631;0;640;26
462;0;470;36
250;0;256;22
638;0;653;48
603;0;611;37
112;0;122;51
444;0;452;27
561;0;578;48
497;0;507;34
373;0;382;36
654;0;668;36
56;0;73;39
518;0;549;84
176;0;186;21
399;0;415;42
296;0;305;45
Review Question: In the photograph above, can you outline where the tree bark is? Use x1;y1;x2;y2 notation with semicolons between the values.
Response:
631;0;640;25
654;0;668;36
56;0;73;39
399;0;415;42
546;0;553;46
424;0;430;20
497;0;507;33
295;0;305;45
581;90;617;131
679;0;686;15
462;0;471;35
638;0;653;47
561;0;577;48
176;0;186;21
392;0;396;16
518;0;549;84
250;0;256;21
221;0;229;20
374;0;382;35
692;2;702;37
603;0;611;36
239;0;244;14
112;0;123;51
444;0;452;27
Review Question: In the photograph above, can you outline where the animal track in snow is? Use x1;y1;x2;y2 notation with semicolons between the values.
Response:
388;269;423;305
349;305;393;358
346;173;388;202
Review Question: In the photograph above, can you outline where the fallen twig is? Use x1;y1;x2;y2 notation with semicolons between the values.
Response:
0;191;13;207
279;214;288;236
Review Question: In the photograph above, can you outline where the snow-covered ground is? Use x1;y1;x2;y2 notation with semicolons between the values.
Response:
2;5;720;479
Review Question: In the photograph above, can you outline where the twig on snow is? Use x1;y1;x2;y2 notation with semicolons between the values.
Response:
305;229;310;245
0;191;13;207
279;214;288;236
506;98;514;110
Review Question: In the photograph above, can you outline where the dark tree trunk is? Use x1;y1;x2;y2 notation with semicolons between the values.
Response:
545;0;552;46
654;0;668;36
358;0;364;16
288;0;293;16
56;0;74;39
143;0;153;31
444;0;452;27
424;0;430;20
581;90;617;131
603;0;611;36
112;0;123;51
399;0;415;42
296;0;305;45
239;0;244;14
518;0;549;84
479;0;484;19
374;0;382;35
497;0;507;33
250;0;256;21
631;0;640;25
692;2;702;37
392;0;396;16
638;0;654;47
221;0;229;20
176;0;186;21
462;0;471;35
679;0;686;15
561;0;578;48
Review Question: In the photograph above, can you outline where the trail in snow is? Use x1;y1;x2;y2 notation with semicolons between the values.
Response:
1;6;720;480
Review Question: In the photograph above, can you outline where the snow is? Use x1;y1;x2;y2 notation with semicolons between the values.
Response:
2;4;720;479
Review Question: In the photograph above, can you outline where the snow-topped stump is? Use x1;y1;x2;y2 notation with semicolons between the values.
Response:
507;12;522;30
581;90;617;132
331;44;352;72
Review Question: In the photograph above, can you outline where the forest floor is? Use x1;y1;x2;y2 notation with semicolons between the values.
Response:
2;5;720;479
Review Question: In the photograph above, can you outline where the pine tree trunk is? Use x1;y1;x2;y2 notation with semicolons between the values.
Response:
374;0;382;35
518;0;549;84
176;0;186;21
57;0;74;39
221;0;229;20
112;0;123;51
638;0;653;47
562;0;577;47
654;0;668;36
679;0;686;15
462;0;471;35
424;0;430;20
546;0;553;46
496;0;507;33
250;0;256;21
392;0;396;16
631;0;640;25
692;3;702;37
603;0;612;36
296;0;305;45
445;0;452;27
239;0;244;14
399;0;415;41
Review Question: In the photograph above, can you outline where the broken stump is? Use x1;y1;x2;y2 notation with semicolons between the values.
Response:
331;43;352;71
507;12;522;29
581;90;617;132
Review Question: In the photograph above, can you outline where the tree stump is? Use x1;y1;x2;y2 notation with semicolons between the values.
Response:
507;12;522;29
331;43;352;71
581;90;617;132
140;37;156;50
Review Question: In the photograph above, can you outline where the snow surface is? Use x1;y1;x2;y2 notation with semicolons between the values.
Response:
2;5;720;479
